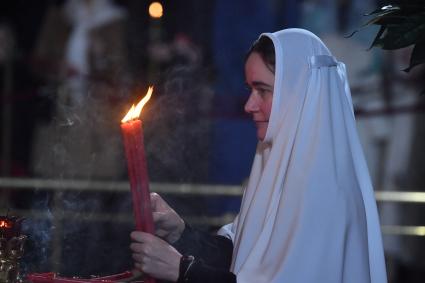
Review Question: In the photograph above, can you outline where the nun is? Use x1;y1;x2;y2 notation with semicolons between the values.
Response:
130;28;388;283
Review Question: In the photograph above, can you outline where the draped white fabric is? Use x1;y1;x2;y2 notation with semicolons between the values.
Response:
218;29;387;283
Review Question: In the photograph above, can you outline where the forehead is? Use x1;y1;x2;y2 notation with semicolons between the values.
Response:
245;52;275;83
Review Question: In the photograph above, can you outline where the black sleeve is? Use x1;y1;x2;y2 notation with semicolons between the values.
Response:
172;224;233;269
182;258;237;283
171;224;236;283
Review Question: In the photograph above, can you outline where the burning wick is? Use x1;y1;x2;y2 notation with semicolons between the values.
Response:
120;86;156;283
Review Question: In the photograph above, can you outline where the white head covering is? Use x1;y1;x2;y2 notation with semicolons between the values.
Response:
218;28;387;283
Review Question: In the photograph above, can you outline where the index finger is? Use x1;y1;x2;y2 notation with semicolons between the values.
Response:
130;231;153;243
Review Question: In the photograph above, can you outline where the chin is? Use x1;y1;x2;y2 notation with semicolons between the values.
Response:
257;130;266;141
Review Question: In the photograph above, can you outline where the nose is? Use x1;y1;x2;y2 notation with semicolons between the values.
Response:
244;93;259;114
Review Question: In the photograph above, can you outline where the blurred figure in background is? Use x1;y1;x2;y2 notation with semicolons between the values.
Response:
26;0;132;275
31;0;129;180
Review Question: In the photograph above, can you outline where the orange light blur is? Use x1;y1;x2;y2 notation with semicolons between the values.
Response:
0;220;11;228
149;2;163;18
121;86;154;123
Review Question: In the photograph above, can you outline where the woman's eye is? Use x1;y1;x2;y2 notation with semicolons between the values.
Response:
257;88;269;96
245;84;271;97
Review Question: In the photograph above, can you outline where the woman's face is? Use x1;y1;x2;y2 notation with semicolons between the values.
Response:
244;52;274;141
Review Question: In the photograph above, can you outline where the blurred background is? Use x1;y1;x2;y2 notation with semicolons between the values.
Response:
0;0;424;282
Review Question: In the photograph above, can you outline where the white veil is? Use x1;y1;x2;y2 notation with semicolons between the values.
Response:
219;28;387;283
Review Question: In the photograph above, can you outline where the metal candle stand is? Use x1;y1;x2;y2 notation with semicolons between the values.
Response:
0;234;27;283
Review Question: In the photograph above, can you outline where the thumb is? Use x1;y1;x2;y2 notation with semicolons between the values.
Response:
150;193;160;211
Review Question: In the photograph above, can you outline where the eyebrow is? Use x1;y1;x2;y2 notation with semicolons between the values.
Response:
251;81;273;89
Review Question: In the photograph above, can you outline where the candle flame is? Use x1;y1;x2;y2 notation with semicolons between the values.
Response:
0;220;11;228
121;86;154;123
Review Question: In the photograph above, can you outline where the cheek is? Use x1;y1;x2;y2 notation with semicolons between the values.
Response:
263;98;273;120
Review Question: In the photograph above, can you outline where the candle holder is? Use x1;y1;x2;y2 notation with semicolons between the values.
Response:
0;216;26;283
27;270;144;282
0;234;26;283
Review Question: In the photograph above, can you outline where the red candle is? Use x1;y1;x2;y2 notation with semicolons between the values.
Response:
121;87;156;283
121;119;154;233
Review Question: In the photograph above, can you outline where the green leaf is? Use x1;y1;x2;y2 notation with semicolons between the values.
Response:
345;12;403;38
403;39;425;72
364;4;400;16
367;15;411;26
395;4;425;16
345;29;359;38
375;20;425;50
368;25;387;50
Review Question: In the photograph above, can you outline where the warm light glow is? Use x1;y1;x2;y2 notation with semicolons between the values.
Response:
0;220;11;228
149;2;163;18
121;86;154;123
